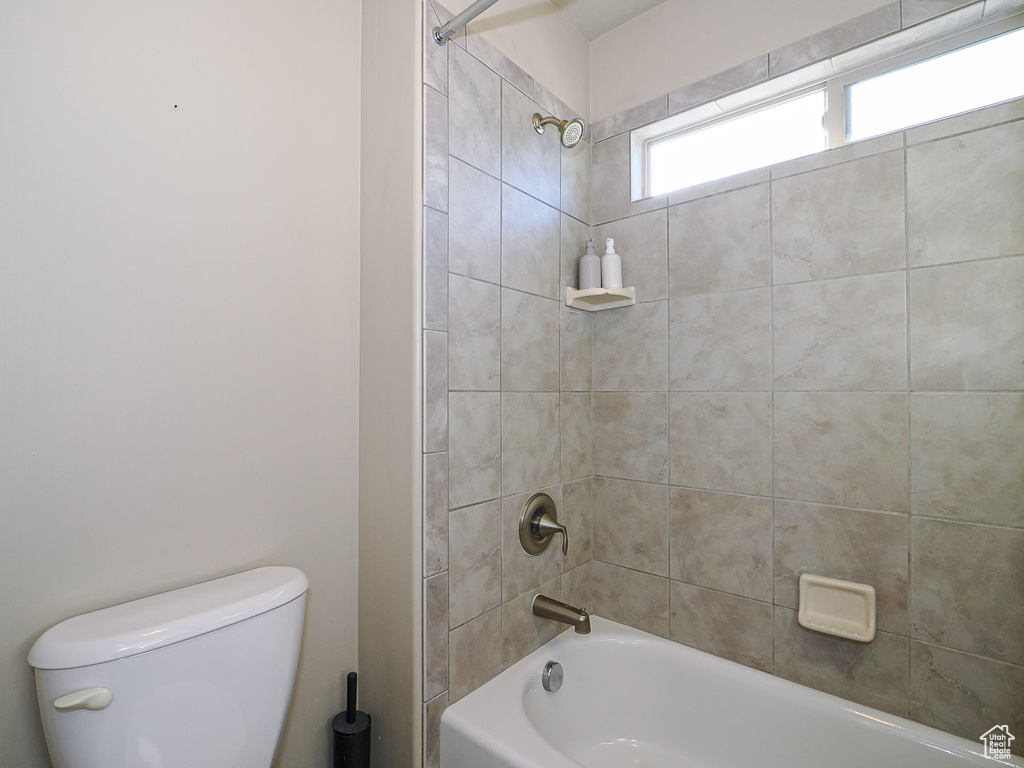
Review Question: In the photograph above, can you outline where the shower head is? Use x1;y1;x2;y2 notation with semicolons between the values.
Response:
533;113;586;148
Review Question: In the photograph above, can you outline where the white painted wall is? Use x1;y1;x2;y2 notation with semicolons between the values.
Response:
452;0;591;117
590;0;896;120
359;0;423;764
0;2;361;767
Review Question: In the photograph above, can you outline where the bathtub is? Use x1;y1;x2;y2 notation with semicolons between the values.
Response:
441;616;1022;768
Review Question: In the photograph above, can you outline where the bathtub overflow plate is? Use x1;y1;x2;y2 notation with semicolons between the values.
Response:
542;660;563;692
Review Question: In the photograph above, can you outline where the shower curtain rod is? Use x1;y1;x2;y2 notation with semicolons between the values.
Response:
433;0;502;45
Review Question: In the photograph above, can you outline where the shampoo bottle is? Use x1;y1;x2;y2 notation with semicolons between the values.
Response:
602;238;622;289
579;239;601;290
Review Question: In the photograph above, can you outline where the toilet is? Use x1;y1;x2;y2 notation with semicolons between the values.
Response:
28;566;309;768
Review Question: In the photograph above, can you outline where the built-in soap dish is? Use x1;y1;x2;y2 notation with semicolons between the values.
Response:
797;574;876;642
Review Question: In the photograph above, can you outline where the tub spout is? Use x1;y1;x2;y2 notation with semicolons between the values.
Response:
532;594;591;634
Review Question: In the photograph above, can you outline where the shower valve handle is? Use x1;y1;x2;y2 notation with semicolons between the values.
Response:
534;513;568;556
519;493;568;556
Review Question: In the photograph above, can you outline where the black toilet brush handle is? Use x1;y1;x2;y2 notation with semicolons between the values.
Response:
346;672;357;725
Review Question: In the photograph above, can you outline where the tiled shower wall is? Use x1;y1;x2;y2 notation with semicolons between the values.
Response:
587;93;1024;750
419;3;594;765
420;0;1024;763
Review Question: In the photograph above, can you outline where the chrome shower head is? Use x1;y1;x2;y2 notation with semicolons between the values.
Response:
533;113;586;148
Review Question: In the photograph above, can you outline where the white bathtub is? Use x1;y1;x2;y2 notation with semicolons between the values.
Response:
441;616;1022;768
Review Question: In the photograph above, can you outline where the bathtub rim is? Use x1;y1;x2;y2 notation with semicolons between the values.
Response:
440;615;1023;768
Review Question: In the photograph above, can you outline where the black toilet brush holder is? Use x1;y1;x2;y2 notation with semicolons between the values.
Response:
332;672;370;768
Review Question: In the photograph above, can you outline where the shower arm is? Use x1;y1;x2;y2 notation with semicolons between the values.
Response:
533;114;565;133
433;0;502;45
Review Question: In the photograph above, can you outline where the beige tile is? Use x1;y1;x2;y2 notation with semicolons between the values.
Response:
449;608;502;702
423;692;448;768
591;95;667;142
502;486;562;601
772;151;906;284
670;289;771;391
768;3;900;75
669;582;773;672
561;139;591;224
910;642;1024;752
911;394;1024;527
502;577;563;668
559;304;592;392
502;81;559;208
773;393;909;512
592;561;670;637
501;393;559;497
560;560;593;613
595;209;669;302
668;56;769;114
592;133;667;226
424;331;448;454
424;84;449;214
423;1;448;95
670;393;771;496
773;272;908;391
448;45;500;176
448;274;500;391
670;488;772;601
909;256;1024;391
501;289;559;392
771;132;903;180
668;167;768;207
669;183;770;297
593;477;669;577
501;184;560;299
773;606;909;717
901;0;976;26
560;212;593;293
560;394;592;483
424;206;448;331
908;120;1024;267
774;500;909;635
984;0;1024;20
906;97;1024;145
423;452;448;577
467;31;534;97
448;158;501;283
561;477;593;573
593;301;669;392
448;499;501;627
448;392;501;508
592;393;669;483
910;517;1024;664
424;573;448;700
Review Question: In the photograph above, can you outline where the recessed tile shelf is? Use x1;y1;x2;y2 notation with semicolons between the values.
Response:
565;286;636;312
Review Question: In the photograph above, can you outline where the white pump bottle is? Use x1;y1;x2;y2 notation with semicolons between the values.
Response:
602;238;622;289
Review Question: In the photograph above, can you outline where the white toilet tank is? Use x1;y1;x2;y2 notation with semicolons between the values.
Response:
28;566;309;768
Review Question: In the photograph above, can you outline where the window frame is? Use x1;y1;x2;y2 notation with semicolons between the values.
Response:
634;11;1024;200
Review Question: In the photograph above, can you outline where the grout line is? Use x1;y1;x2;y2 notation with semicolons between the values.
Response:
903;130;914;709
905;109;1024;148
912;638;1024;671
906;250;1024;271
665;203;673;636
768;162;778;672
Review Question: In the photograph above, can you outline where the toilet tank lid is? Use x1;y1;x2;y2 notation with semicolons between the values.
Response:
28;566;309;670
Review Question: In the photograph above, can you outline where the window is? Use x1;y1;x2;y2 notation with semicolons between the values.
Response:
636;16;1024;199
649;90;826;196
846;25;1024;141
